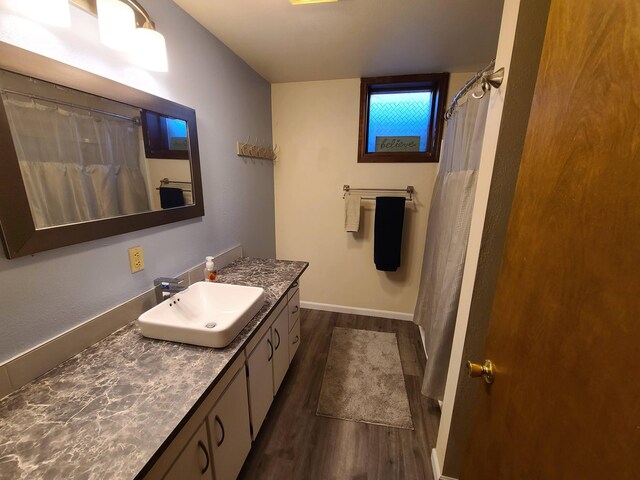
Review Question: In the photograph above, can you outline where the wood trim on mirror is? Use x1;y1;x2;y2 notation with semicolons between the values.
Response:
0;42;205;259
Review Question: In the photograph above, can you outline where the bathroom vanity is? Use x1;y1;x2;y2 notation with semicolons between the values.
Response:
0;257;307;480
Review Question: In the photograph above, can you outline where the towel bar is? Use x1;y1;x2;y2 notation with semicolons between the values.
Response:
342;185;414;201
157;177;192;192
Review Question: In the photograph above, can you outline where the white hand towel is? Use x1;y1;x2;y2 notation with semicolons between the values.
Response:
345;193;361;232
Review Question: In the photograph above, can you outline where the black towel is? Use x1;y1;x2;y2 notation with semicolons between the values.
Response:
159;187;185;209
374;197;406;271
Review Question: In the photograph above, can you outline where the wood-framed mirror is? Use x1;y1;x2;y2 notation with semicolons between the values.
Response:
0;42;204;259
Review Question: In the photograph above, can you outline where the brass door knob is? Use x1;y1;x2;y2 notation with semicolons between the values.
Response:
466;359;495;384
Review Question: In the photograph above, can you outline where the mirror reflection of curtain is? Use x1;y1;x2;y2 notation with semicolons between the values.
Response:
2;96;150;229
413;90;490;401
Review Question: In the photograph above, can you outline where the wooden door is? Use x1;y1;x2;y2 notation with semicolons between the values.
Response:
246;329;274;440
208;369;252;480
462;0;640;478
163;423;213;480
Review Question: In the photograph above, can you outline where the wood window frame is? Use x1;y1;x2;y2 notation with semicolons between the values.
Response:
357;73;449;163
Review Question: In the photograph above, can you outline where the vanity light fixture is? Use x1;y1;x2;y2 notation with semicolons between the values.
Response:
97;0;168;71
96;0;136;51
122;0;168;72
72;0;169;72
289;0;338;4
131;20;168;72
6;0;71;27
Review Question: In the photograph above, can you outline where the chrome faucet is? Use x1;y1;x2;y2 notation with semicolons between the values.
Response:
154;277;187;302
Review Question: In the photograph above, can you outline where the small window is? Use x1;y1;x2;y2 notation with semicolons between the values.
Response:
358;73;449;163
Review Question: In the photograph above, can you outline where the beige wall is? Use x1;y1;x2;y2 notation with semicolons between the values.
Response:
272;74;470;317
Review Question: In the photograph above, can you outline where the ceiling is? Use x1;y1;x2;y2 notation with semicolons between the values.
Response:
172;0;504;84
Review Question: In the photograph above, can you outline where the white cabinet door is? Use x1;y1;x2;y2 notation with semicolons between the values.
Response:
246;329;274;440
289;318;301;363
207;369;252;480
287;289;300;332
163;422;213;480
271;306;289;394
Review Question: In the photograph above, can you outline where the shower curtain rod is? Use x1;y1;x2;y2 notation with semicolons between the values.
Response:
1;88;141;124
444;59;504;120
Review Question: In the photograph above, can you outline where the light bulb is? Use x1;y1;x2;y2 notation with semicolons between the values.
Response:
97;0;136;52
133;28;168;72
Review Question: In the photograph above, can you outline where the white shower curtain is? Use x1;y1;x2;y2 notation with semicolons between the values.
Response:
3;96;150;229
413;90;490;400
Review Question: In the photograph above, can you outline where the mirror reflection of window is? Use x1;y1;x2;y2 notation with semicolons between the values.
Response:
141;111;193;210
141;110;190;159
165;117;188;151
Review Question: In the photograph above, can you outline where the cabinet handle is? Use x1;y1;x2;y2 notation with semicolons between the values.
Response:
214;415;225;447
274;328;281;350
197;440;210;474
267;338;273;361
292;281;299;288
291;305;299;314
292;335;299;345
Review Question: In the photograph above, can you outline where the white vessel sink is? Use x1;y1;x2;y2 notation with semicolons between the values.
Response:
138;282;266;348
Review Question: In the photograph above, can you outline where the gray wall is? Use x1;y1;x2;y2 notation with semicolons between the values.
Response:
0;0;275;363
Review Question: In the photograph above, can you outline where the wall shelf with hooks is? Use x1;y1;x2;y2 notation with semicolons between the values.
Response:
236;141;278;161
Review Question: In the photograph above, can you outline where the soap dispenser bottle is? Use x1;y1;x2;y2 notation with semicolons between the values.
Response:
204;256;217;282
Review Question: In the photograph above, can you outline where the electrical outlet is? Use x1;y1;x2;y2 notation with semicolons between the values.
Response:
128;246;144;273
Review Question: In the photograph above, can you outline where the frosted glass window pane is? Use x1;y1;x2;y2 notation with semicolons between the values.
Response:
164;117;188;151
367;91;432;153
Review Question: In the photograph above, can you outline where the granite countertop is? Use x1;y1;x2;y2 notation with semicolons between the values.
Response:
0;257;308;480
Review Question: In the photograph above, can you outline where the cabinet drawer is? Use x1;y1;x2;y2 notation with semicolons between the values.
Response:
288;289;300;332
289;318;300;364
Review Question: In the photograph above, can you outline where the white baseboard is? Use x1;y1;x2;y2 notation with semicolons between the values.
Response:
300;301;413;321
431;448;457;480
431;448;441;480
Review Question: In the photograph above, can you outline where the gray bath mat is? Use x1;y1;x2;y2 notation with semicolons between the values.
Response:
316;327;414;430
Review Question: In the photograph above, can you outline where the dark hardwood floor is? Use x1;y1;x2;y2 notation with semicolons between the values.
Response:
238;309;440;480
